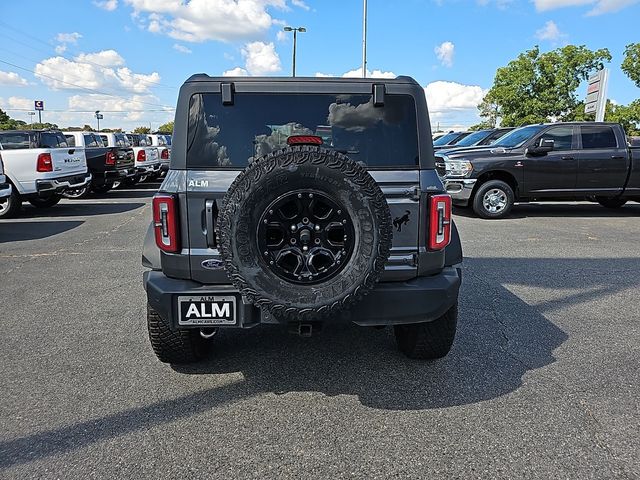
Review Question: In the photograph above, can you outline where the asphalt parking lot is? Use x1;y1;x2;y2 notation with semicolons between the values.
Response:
1;185;639;479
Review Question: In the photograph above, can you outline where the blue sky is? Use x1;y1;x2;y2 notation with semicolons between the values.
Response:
0;0;638;131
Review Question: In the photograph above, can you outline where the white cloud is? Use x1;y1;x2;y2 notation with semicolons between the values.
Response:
533;0;639;14
94;0;118;10
435;41;455;68
535;20;566;42
0;71;29;87
314;67;396;79
68;93;170;122
173;44;192;54
55;32;82;44
75;50;125;67
276;30;288;42
55;45;67;54
34;50;160;94
223;67;249;76
241;41;281;75
0;96;33;110
424;81;486;112
291;0;310;9
124;0;288;42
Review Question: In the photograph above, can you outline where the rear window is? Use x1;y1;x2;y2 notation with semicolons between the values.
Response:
83;134;101;148
39;132;69;148
581;126;617;149
115;134;130;147
0;132;31;149
65;135;76;147
186;93;419;168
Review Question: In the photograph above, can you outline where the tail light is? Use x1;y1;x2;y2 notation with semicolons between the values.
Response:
428;194;452;250
287;135;323;146
105;151;117;166
153;193;180;253
37;153;53;172
137;150;146;162
160;149;169;160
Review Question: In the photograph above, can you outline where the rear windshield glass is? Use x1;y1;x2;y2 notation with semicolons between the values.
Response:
187;93;419;168
0;132;31;149
115;134;130;147
40;132;69;148
83;134;101;148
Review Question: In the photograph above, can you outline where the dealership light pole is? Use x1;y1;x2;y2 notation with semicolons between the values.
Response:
362;0;367;78
283;26;306;77
95;110;103;132
27;111;35;127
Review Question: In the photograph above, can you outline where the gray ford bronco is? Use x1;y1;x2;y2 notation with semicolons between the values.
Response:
142;75;463;364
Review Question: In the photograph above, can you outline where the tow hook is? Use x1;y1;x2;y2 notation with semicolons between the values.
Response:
199;327;218;339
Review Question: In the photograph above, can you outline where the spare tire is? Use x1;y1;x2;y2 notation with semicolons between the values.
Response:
218;145;392;322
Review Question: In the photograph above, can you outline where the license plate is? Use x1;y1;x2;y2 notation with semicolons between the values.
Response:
178;295;237;326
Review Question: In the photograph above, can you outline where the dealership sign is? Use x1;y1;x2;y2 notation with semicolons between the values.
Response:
584;69;609;122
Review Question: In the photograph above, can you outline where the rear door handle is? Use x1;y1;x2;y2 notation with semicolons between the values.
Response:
205;199;217;248
611;155;624;159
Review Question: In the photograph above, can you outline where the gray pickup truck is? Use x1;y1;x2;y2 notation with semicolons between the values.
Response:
142;75;463;364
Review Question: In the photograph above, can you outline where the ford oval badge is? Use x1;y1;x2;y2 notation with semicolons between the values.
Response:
201;259;224;270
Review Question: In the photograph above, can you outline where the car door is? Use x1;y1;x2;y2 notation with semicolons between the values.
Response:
523;125;578;197
576;125;628;195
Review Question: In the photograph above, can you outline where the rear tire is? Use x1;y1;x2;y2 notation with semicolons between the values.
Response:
394;303;458;360
0;188;21;218
28;194;61;209
596;197;627;209
91;182;113;194
472;180;514;219
62;185;91;199
147;305;209;364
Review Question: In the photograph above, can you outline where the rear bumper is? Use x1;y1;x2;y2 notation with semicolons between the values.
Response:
143;267;462;330
35;173;92;195
104;167;137;181
137;162;161;175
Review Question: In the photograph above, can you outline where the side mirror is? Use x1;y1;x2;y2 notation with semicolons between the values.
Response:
528;138;554;156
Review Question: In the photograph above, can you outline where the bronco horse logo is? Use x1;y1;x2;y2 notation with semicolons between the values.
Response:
393;210;411;232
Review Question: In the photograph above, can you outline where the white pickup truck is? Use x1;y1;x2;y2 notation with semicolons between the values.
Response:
0;153;12;203
0;130;91;218
146;134;171;174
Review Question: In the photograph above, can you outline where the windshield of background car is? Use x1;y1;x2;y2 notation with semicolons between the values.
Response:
453;130;490;147
186;93;419;168
433;132;459;146
116;134;131;147
492;125;545;148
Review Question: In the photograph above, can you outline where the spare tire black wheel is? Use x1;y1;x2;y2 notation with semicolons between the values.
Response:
218;145;393;322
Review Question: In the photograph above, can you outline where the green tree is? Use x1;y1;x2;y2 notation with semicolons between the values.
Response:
157;121;174;134
478;45;612;127
622;43;640;88
0;108;27;130
133;126;151;134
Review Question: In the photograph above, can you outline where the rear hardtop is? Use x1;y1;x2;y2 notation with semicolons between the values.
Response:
162;75;446;285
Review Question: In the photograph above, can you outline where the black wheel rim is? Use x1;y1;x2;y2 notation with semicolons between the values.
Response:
257;190;355;284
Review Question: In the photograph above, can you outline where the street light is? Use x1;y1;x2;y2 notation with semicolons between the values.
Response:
27;111;35;127
283;26;306;77
95;110;103;132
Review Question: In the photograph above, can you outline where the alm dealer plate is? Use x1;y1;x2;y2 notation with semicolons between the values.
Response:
178;295;237;326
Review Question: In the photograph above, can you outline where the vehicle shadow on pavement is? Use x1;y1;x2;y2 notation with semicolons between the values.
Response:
453;202;640;219
2;257;638;469
0;221;84;243
20;202;146;218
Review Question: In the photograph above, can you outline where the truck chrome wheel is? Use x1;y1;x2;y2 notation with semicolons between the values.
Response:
0;197;9;215
482;188;507;213
257;190;355;285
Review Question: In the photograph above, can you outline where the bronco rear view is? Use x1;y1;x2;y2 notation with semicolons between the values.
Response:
142;75;463;364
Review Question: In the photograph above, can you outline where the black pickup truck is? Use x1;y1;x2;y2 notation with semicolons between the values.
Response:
63;131;136;196
438;122;640;218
